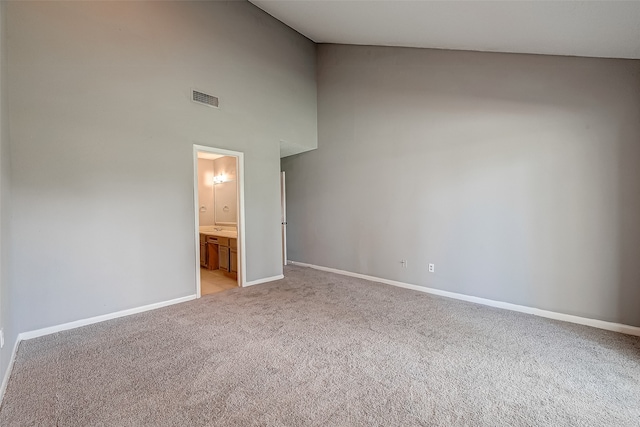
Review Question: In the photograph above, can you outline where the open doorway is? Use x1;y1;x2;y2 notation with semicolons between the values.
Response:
193;145;246;297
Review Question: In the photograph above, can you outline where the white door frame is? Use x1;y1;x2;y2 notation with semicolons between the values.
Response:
280;171;287;266
192;144;247;297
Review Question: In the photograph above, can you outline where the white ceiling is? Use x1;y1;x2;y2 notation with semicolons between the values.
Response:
197;152;225;160
250;0;640;59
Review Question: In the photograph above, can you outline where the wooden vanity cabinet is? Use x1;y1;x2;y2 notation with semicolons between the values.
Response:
217;237;238;279
217;237;230;272
201;233;238;278
228;238;238;279
230;248;238;278
207;237;219;270
199;234;208;268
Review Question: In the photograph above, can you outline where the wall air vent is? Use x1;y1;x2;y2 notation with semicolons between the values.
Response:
192;89;219;108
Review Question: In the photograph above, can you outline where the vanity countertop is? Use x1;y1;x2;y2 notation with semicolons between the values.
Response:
199;227;237;239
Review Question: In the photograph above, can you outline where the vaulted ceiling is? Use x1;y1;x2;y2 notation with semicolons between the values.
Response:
250;1;640;59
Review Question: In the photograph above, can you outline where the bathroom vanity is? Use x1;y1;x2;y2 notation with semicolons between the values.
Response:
199;228;238;280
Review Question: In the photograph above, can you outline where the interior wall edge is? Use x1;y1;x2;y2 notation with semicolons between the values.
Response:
0;335;19;406
0;0;13;388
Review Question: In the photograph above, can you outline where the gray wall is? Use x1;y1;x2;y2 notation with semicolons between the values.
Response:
282;44;640;327
6;0;317;346
0;0;12;379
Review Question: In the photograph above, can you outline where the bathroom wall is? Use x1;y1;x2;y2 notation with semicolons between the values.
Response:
197;158;215;227
213;156;237;182
213;156;238;226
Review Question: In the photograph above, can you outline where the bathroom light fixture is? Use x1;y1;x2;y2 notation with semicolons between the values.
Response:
213;174;227;184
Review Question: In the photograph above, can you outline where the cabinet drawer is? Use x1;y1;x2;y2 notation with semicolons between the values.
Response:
217;237;230;247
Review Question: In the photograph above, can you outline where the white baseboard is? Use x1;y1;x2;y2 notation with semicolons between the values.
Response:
0;294;197;405
244;274;284;287
289;261;640;337
0;337;21;408
19;295;197;341
0;273;283;402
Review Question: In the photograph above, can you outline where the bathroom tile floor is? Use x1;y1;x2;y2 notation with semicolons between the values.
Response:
200;268;238;295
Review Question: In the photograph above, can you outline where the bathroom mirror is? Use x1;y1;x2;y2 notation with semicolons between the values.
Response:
214;181;237;225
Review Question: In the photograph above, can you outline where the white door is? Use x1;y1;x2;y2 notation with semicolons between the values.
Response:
280;171;287;266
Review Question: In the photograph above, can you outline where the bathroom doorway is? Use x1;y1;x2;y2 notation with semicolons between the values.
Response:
193;145;246;297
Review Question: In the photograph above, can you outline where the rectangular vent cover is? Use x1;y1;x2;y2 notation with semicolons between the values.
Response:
192;90;219;108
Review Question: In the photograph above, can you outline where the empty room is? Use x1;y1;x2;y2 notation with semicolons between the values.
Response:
0;0;639;425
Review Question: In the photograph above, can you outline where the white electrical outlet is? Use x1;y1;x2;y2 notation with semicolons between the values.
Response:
0;328;4;349
428;263;435;273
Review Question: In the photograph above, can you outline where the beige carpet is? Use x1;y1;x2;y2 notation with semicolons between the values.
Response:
1;265;639;426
